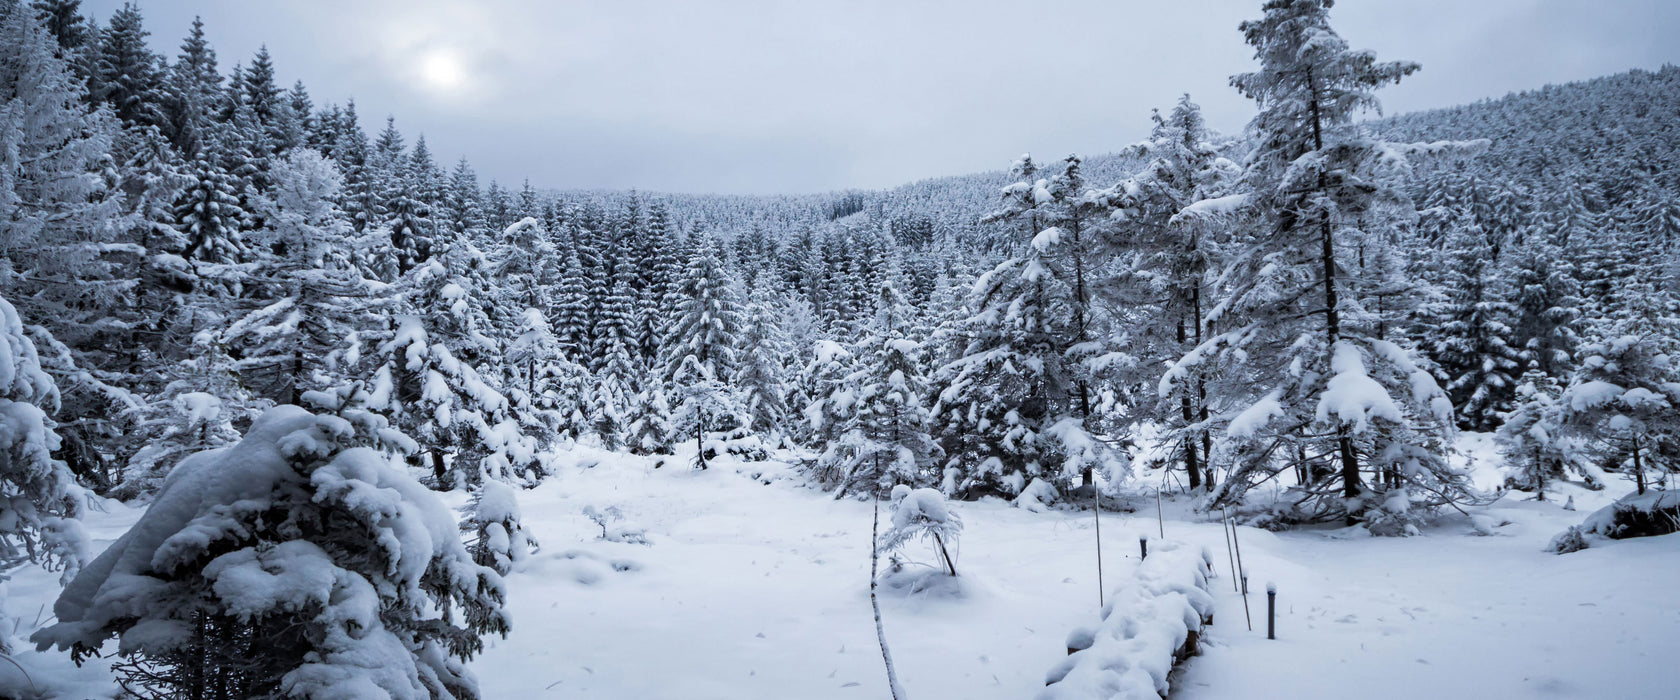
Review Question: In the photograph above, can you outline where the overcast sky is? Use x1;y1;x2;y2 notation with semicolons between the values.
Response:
89;0;1680;195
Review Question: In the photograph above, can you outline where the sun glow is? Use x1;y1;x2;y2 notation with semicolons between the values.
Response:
417;48;468;95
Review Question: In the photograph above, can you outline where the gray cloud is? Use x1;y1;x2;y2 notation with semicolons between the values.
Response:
92;0;1680;194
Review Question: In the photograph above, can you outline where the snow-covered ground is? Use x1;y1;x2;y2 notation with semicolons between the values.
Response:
8;442;1679;699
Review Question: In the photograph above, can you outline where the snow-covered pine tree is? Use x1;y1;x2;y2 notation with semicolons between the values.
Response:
1169;0;1476;526
367;255;538;488
624;379;675;456
814;277;941;498
1496;364;1576;500
552;244;594;365
94;2;167;129
1423;223;1522;430
798;339;854;450
1108;94;1239;491
175;138;247;263
505;307;582;448
664;235;743;384
933;154;1125;499
1554;300;1680;495
0;292;88;600
588;374;625;451
222;148;377;405
1505;232;1582;379
670;355;734;470
735;274;791;436
460;479;537;577
34;399;509;699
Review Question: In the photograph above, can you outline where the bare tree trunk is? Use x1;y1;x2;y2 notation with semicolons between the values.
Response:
1632;436;1646;495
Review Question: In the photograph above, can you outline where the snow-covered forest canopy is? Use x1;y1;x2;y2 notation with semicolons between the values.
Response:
1;0;1677;698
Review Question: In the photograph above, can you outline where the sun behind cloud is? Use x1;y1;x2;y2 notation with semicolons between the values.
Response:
417;47;468;95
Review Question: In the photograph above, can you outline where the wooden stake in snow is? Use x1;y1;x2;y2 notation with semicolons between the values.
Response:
870;498;907;700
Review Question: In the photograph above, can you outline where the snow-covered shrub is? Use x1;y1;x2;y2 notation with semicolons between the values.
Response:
1040;540;1215;700
461;480;538;576
879;485;962;576
0;293;87;599
1013;478;1061;512
1576;489;1680;540
1546;525;1589;554
33;404;510;699
582;505;649;545
719;428;770;462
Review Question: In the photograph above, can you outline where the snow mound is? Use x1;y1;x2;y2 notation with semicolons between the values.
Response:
1577;490;1680;540
1040;540;1215;700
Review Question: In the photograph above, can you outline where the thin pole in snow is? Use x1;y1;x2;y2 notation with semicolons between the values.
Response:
1155;487;1165;539
1095;487;1104;609
1240;574;1252;631
1229;506;1243;590
870;498;906;700
1230;510;1252;631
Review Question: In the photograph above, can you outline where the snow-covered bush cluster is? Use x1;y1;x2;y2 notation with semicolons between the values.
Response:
462;480;539;575
1040;540;1216;700
583;505;650;545
879;485;963;576
33;405;511;699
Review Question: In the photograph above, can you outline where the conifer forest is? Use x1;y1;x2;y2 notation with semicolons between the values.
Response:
0;1;1676;698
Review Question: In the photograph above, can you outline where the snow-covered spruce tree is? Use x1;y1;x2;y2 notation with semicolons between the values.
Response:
113;390;241;502
489;217;559;330
505;307;584;444
1105;94;1240;491
552;244;595;365
664;235;743;383
0;292;88;604
1496;364;1578;501
1423;223;1522;430
587;374;626;451
1555;319;1680;495
1505;232;1582;379
670;355;735;470
798;339;854;450
367;256;539;488
624;379;675;456
735;275;791;436
33;399;510;700
94;1;167;130
222;148;378;405
460;479;537;577
814;278;942;499
880;484;962;577
933;154;1126;499
1169;0;1477;527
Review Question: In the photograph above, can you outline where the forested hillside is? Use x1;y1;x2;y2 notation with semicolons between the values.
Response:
1;0;1677;696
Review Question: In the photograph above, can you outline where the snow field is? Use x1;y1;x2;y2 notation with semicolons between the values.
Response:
7;443;1677;699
